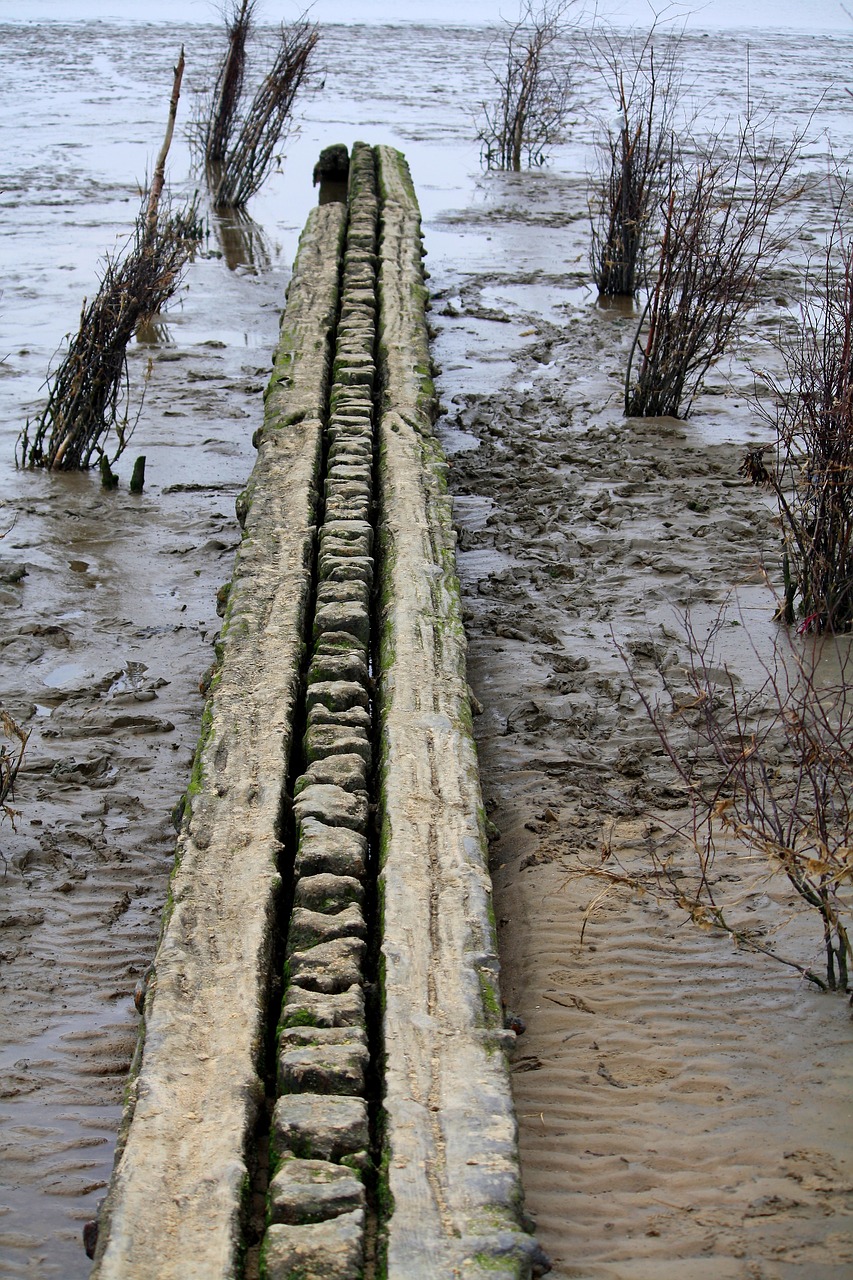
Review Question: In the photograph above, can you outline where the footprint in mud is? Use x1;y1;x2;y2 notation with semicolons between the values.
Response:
43;713;175;739
46;756;118;787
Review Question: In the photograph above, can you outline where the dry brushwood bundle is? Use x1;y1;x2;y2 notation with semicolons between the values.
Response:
204;12;319;210
18;205;198;471
17;48;196;472
202;0;256;168
744;203;853;633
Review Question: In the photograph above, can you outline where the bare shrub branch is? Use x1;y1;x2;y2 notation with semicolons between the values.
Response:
476;0;576;172
588;25;684;297
625;118;804;418
745;193;853;632
598;617;853;993
0;710;29;839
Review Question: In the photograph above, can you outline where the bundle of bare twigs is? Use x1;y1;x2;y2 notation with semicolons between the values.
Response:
201;7;319;210
18;48;196;472
745;202;853;633
202;0;255;168
624;121;803;419
18;206;198;471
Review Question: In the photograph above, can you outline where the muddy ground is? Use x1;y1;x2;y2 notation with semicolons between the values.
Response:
429;171;853;1279
0;274;273;1278
1;19;853;1275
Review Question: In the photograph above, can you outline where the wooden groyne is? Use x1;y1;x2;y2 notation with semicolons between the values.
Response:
90;144;544;1280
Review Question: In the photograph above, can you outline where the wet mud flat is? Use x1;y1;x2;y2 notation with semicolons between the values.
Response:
2;14;853;1279
0;347;266;1277
430;169;853;1277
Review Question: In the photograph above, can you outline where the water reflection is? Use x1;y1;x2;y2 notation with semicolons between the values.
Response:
595;290;638;316
212;208;272;273
135;316;173;345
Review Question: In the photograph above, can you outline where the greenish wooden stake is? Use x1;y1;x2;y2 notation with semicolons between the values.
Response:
99;454;119;489
130;455;146;494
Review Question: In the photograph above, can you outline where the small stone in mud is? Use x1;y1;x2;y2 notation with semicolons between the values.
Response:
271;1093;368;1164
268;1158;365;1226
503;1007;526;1035
262;1209;365;1279
83;1218;98;1259
0;562;28;585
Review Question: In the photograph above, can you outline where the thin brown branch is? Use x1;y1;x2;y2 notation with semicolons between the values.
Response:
147;46;185;238
476;0;576;171
611;615;853;992
0;710;29;845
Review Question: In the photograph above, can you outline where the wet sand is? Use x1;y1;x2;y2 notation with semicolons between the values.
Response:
430;172;853;1277
0;313;273;1278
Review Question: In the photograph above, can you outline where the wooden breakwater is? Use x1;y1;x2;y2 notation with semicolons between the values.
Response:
90;143;545;1280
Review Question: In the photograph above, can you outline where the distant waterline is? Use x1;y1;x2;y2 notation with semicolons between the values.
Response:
0;0;849;31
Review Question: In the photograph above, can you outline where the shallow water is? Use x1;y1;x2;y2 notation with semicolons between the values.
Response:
1;15;853;1278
